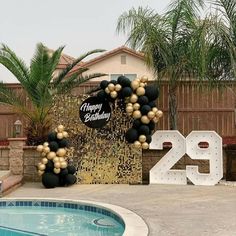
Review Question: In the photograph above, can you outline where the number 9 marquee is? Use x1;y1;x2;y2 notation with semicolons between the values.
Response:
149;131;223;186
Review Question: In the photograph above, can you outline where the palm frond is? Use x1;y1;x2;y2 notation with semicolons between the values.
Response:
0;44;30;85
56;73;107;94
53;49;105;86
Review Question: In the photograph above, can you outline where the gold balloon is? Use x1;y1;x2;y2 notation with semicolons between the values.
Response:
141;115;150;124
57;132;63;139
105;87;110;94
136;87;145;96
53;156;59;163
139;135;146;143
43;142;49;147
152;107;158;113
47;151;56;160
131;80;140;90
53;168;61;174
36;145;44;152
147;111;155;119
57;125;64;132
38;170;44;176
115;84;122;92
134;141;142;148
59;157;65;162
54;161;61;169
130;94;138;103
108;83;115;91
41;152;47;157
127;103;133;107
41;158;48;165
54;128;58;133
62;131;69;138
57;148;67;157
38;163;46;171
139;82;145;87
126;106;133;113
140;75;148;82
60;161;68;169
132;110;142;119
110;91;118;98
43;147;50;154
133;103;140;110
142;142;149;150
156;110;163;118
153;117;159;123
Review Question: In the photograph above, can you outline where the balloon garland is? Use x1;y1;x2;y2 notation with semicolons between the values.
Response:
36;125;77;188
97;75;163;149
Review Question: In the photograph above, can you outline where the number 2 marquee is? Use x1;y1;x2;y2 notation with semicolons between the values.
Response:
149;131;223;186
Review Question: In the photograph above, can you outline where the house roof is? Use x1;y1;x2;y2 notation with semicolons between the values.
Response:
66;46;145;76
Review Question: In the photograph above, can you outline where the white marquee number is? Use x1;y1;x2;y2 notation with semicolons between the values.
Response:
149;131;223;186
149;131;187;185
185;131;223;185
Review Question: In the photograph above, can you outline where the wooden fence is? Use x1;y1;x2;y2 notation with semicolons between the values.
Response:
0;81;236;140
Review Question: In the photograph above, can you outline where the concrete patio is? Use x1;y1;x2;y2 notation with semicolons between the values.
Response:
4;182;236;236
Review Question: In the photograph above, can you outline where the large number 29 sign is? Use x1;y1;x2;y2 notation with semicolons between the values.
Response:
149;131;223;186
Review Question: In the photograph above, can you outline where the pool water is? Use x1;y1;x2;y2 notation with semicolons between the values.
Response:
0;206;124;236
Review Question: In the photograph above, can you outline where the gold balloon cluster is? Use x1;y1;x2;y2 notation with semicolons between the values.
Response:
105;83;122;99
36;125;68;176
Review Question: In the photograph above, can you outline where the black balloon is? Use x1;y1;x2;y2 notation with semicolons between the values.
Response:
138;125;150;135
49;141;59;152
100;80;109;89
138;96;149;105
145;86;159;101
42;172;60;188
59;176;67;187
60;168;69;176
148;120;155;131
65;174;77;185
97;90;108;102
110;80;118;85
140;105;151;115
58;138;69;148
133;119;142;129
67;165;76;175
121;87;133;98
125;128;139;143
45;160;54;172
148;100;156;108
48;132;57;142
146;135;152;144
117;76;131;87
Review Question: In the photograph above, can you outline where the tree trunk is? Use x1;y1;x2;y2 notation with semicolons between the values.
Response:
169;85;178;130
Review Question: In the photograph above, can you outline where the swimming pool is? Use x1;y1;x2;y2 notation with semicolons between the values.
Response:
0;199;148;236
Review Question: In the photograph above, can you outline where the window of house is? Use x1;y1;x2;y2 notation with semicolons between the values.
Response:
110;74;123;81
110;73;137;81
121;55;126;64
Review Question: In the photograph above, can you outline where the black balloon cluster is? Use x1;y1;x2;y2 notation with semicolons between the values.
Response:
97;75;163;149
36;125;77;188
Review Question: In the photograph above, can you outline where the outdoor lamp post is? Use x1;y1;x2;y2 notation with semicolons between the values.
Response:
14;120;22;137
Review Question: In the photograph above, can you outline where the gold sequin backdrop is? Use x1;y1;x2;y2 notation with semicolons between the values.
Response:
52;94;142;184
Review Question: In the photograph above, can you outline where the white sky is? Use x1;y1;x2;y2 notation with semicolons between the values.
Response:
0;0;173;83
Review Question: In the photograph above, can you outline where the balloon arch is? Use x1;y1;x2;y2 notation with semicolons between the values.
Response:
95;75;163;149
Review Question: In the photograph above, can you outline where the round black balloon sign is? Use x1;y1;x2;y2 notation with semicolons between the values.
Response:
79;97;111;128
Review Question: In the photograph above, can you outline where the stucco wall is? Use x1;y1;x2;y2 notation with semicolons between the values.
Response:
85;52;155;81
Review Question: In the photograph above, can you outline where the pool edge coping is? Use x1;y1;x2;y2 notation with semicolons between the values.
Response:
1;197;149;236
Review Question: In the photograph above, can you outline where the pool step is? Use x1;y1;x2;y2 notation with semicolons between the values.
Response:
0;171;23;197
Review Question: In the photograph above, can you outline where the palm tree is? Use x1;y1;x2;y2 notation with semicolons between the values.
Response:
0;43;106;145
117;0;231;130
210;0;236;79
